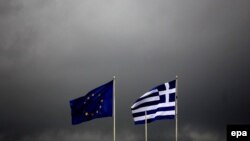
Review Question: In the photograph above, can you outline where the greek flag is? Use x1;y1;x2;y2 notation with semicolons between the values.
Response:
131;80;176;124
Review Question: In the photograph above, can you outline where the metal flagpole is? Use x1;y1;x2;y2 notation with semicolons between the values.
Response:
175;75;178;141
113;76;116;141
145;111;148;141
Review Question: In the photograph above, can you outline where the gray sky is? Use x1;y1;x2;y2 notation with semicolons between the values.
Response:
0;0;250;141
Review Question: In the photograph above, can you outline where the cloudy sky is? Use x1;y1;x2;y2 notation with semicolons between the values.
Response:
0;0;250;141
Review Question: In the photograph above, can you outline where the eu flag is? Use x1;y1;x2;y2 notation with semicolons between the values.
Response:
70;80;113;125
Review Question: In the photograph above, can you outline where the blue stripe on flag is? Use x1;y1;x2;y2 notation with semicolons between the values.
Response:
132;95;166;110
134;115;175;125
132;106;175;117
151;84;166;91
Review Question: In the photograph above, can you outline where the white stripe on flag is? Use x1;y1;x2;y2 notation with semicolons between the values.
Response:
133;110;175;122
140;89;158;98
132;101;175;113
131;96;160;109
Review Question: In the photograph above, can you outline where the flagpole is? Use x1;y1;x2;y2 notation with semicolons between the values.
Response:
113;76;116;141
175;75;178;141
145;111;148;141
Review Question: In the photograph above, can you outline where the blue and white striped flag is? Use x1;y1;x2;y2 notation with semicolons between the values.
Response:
131;80;176;124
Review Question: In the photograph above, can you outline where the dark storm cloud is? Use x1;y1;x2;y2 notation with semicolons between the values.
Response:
0;0;250;141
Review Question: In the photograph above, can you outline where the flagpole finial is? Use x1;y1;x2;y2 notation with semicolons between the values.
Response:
113;76;116;79
176;75;178;79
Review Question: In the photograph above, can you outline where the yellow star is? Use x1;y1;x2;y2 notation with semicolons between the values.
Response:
92;94;94;97
96;110;99;113
101;99;104;103
99;105;102;109
91;113;94;116
85;112;88;116
87;97;90;100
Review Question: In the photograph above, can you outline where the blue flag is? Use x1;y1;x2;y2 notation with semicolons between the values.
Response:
70;80;113;125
